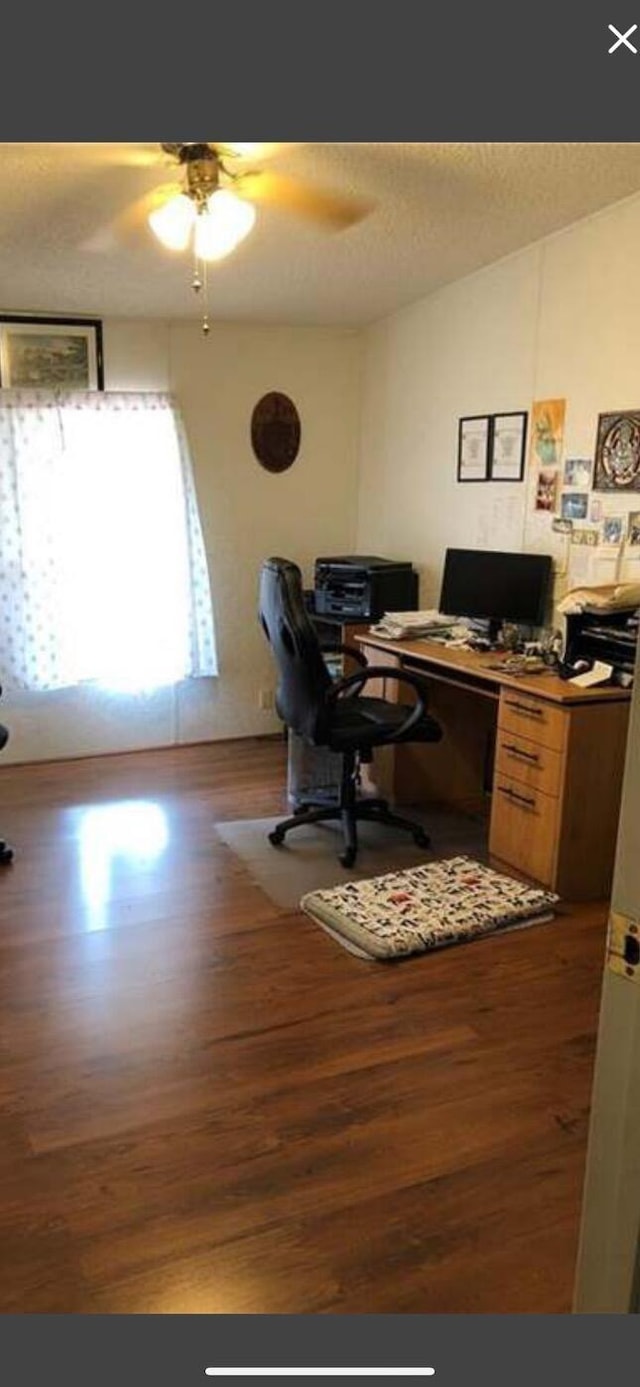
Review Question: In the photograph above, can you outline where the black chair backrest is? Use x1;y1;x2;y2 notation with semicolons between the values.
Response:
259;558;333;745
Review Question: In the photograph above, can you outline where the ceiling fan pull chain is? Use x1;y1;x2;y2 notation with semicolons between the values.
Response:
190;249;210;337
202;260;210;336
192;247;202;294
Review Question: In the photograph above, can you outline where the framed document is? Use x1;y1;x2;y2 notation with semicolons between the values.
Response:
489;411;527;481
457;415;490;482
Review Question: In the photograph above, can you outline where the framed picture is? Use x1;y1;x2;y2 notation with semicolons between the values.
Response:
458;415;490;482
489;411;527;481
0;315;104;390
594;410;640;492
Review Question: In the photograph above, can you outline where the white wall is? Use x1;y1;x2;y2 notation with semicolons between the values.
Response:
356;190;640;611
2;319;362;762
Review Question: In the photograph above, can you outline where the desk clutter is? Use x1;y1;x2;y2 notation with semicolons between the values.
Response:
301;856;559;960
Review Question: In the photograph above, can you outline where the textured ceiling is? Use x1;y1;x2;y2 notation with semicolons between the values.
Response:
2;142;640;326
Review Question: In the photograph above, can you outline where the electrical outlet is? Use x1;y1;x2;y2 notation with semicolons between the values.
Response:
258;688;274;711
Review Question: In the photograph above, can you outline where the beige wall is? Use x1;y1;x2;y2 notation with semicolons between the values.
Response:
2;319;362;762
356;190;640;611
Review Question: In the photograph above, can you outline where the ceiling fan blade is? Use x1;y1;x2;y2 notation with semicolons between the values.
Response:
216;142;300;163
82;181;182;252
53;142;166;170
233;170;372;230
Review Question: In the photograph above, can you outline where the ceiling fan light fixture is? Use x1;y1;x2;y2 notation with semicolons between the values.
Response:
148;194;195;251
194;189;256;262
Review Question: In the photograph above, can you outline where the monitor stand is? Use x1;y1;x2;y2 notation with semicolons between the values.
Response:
468;617;502;649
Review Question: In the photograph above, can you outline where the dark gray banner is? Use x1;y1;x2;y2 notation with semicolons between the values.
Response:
2;1313;638;1385
2;2;640;138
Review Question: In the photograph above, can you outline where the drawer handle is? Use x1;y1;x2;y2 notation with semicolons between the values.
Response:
505;699;544;719
499;786;537;809
503;742;540;765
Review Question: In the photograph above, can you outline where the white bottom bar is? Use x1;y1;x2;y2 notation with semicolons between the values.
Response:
205;1371;435;1378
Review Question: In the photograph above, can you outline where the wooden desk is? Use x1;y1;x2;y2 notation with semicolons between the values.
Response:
357;634;631;900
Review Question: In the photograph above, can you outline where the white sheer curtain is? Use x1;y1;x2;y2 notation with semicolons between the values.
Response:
0;390;217;692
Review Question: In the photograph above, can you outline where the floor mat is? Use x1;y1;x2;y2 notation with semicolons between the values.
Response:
215;809;488;911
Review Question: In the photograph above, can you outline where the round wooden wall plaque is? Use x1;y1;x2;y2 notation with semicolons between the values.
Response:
251;391;301;473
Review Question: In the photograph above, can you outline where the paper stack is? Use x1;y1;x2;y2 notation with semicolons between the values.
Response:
369;609;457;639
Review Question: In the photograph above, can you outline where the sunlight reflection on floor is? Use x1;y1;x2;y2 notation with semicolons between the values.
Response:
77;800;169;930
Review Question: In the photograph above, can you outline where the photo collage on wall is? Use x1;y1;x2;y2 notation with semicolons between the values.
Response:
529;400;640;585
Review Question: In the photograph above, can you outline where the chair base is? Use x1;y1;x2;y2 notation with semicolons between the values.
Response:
268;792;430;869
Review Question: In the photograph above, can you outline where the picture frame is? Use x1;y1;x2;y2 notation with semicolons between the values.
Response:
457;415;490;482
0;315;104;390
593;410;640;492
489;411;527;481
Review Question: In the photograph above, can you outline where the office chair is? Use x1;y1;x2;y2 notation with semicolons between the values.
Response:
0;717;12;864
259;557;442;867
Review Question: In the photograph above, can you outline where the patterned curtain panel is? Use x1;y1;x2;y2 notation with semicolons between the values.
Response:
0;390;217;691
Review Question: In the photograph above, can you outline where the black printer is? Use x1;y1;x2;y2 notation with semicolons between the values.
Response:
314;555;418;621
563;606;639;686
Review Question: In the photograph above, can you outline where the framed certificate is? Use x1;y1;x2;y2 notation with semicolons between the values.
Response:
457;415;490;482
489;411;527;481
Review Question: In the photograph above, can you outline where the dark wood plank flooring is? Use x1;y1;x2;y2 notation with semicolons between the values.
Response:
0;739;605;1312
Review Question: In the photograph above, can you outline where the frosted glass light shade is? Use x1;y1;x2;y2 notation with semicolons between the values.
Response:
148;194;196;251
194;189;256;261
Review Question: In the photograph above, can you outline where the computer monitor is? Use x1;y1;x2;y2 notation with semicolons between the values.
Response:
439;548;552;642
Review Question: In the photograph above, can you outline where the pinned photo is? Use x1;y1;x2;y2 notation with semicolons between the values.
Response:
560;492;589;521
602;515;624;545
535;468;558;511
563;457;592;488
628;510;640;545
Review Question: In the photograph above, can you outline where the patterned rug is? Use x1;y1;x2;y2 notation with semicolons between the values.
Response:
301;856;559;960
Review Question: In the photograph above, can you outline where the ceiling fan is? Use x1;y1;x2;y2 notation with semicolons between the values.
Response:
101;141;372;332
111;142;370;251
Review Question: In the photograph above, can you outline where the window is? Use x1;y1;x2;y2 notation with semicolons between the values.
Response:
0;390;217;692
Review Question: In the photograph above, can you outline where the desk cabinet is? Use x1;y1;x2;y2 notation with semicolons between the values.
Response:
489;688;629;899
358;637;631;902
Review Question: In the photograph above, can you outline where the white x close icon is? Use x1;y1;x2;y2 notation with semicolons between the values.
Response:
609;22;638;52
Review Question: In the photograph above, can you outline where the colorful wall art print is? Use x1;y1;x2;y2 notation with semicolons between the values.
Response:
530;398;566;469
535;468;558;511
594;411;640;491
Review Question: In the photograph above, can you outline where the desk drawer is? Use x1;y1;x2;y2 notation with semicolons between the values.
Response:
499;690;567;752
489;774;558;887
495;729;563;798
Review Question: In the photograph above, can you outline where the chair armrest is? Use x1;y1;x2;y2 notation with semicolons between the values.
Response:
318;641;367;668
327;665;432;742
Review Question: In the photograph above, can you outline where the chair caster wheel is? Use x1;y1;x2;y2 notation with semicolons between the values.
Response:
339;848;357;868
268;828;285;847
0;843;14;864
413;829;430;848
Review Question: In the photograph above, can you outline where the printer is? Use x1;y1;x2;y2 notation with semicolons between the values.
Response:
563;605;638;686
314;555;418;621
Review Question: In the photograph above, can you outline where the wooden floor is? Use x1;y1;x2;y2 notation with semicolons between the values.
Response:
0;738;606;1312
